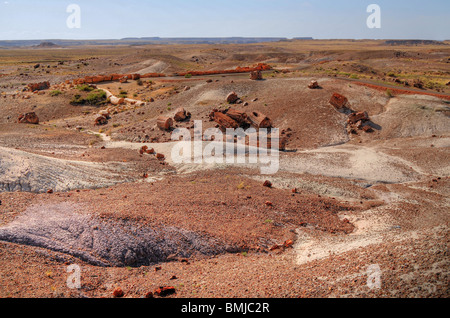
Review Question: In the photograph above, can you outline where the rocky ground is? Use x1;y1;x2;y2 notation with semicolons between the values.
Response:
0;40;448;298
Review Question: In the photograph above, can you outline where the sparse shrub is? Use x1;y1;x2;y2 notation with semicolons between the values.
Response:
50;90;63;97
185;74;192;78
70;90;107;106
386;89;394;98
350;74;359;79
85;90;107;105
77;84;94;92
137;79;143;86
118;90;128;98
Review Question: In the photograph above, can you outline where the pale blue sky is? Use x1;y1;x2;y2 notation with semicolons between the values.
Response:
0;0;449;40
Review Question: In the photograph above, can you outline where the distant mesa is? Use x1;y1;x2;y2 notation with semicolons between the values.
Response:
384;40;446;46
35;42;59;48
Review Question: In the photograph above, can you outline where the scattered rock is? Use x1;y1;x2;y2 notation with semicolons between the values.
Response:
226;92;239;104
213;112;239;129
113;287;124;298
263;180;272;188
174;107;187;122
329;93;348;110
247;111;272;128
308;80;319;89
157;116;173;131
18;112;39;124
347;111;369;124
283;239;294;248
94;115;108;126
154;286;176;297
250;70;263;80
144;291;154;298
27;81;50;92
98;109;110;119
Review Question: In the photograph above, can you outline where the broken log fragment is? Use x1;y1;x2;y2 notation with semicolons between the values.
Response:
94;115;108;126
226;92;239;104
18;112;39;124
225;109;248;125
308;80;319;89
213;112;239;129
329;93;348;110
250;70;263;80
348;111;369;124
157;116;173;131
247;111;272;129
173;107;187;122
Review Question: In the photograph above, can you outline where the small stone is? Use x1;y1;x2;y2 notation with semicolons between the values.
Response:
144;291;153;298
154;286;176;297
263;180;272;188
113;287;124;298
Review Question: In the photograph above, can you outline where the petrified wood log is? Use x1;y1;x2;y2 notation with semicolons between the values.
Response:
157;116;173;131
247;111;272;129
213;112;239;129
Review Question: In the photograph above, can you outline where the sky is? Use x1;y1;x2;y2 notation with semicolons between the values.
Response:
0;0;449;40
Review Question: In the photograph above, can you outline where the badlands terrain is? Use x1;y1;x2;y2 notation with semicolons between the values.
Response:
0;39;449;298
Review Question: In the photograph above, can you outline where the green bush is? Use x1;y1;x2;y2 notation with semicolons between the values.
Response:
387;72;396;78
185;74;192;78
70;90;107;106
76;84;94;92
85;90;107;105
50;90;63;97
